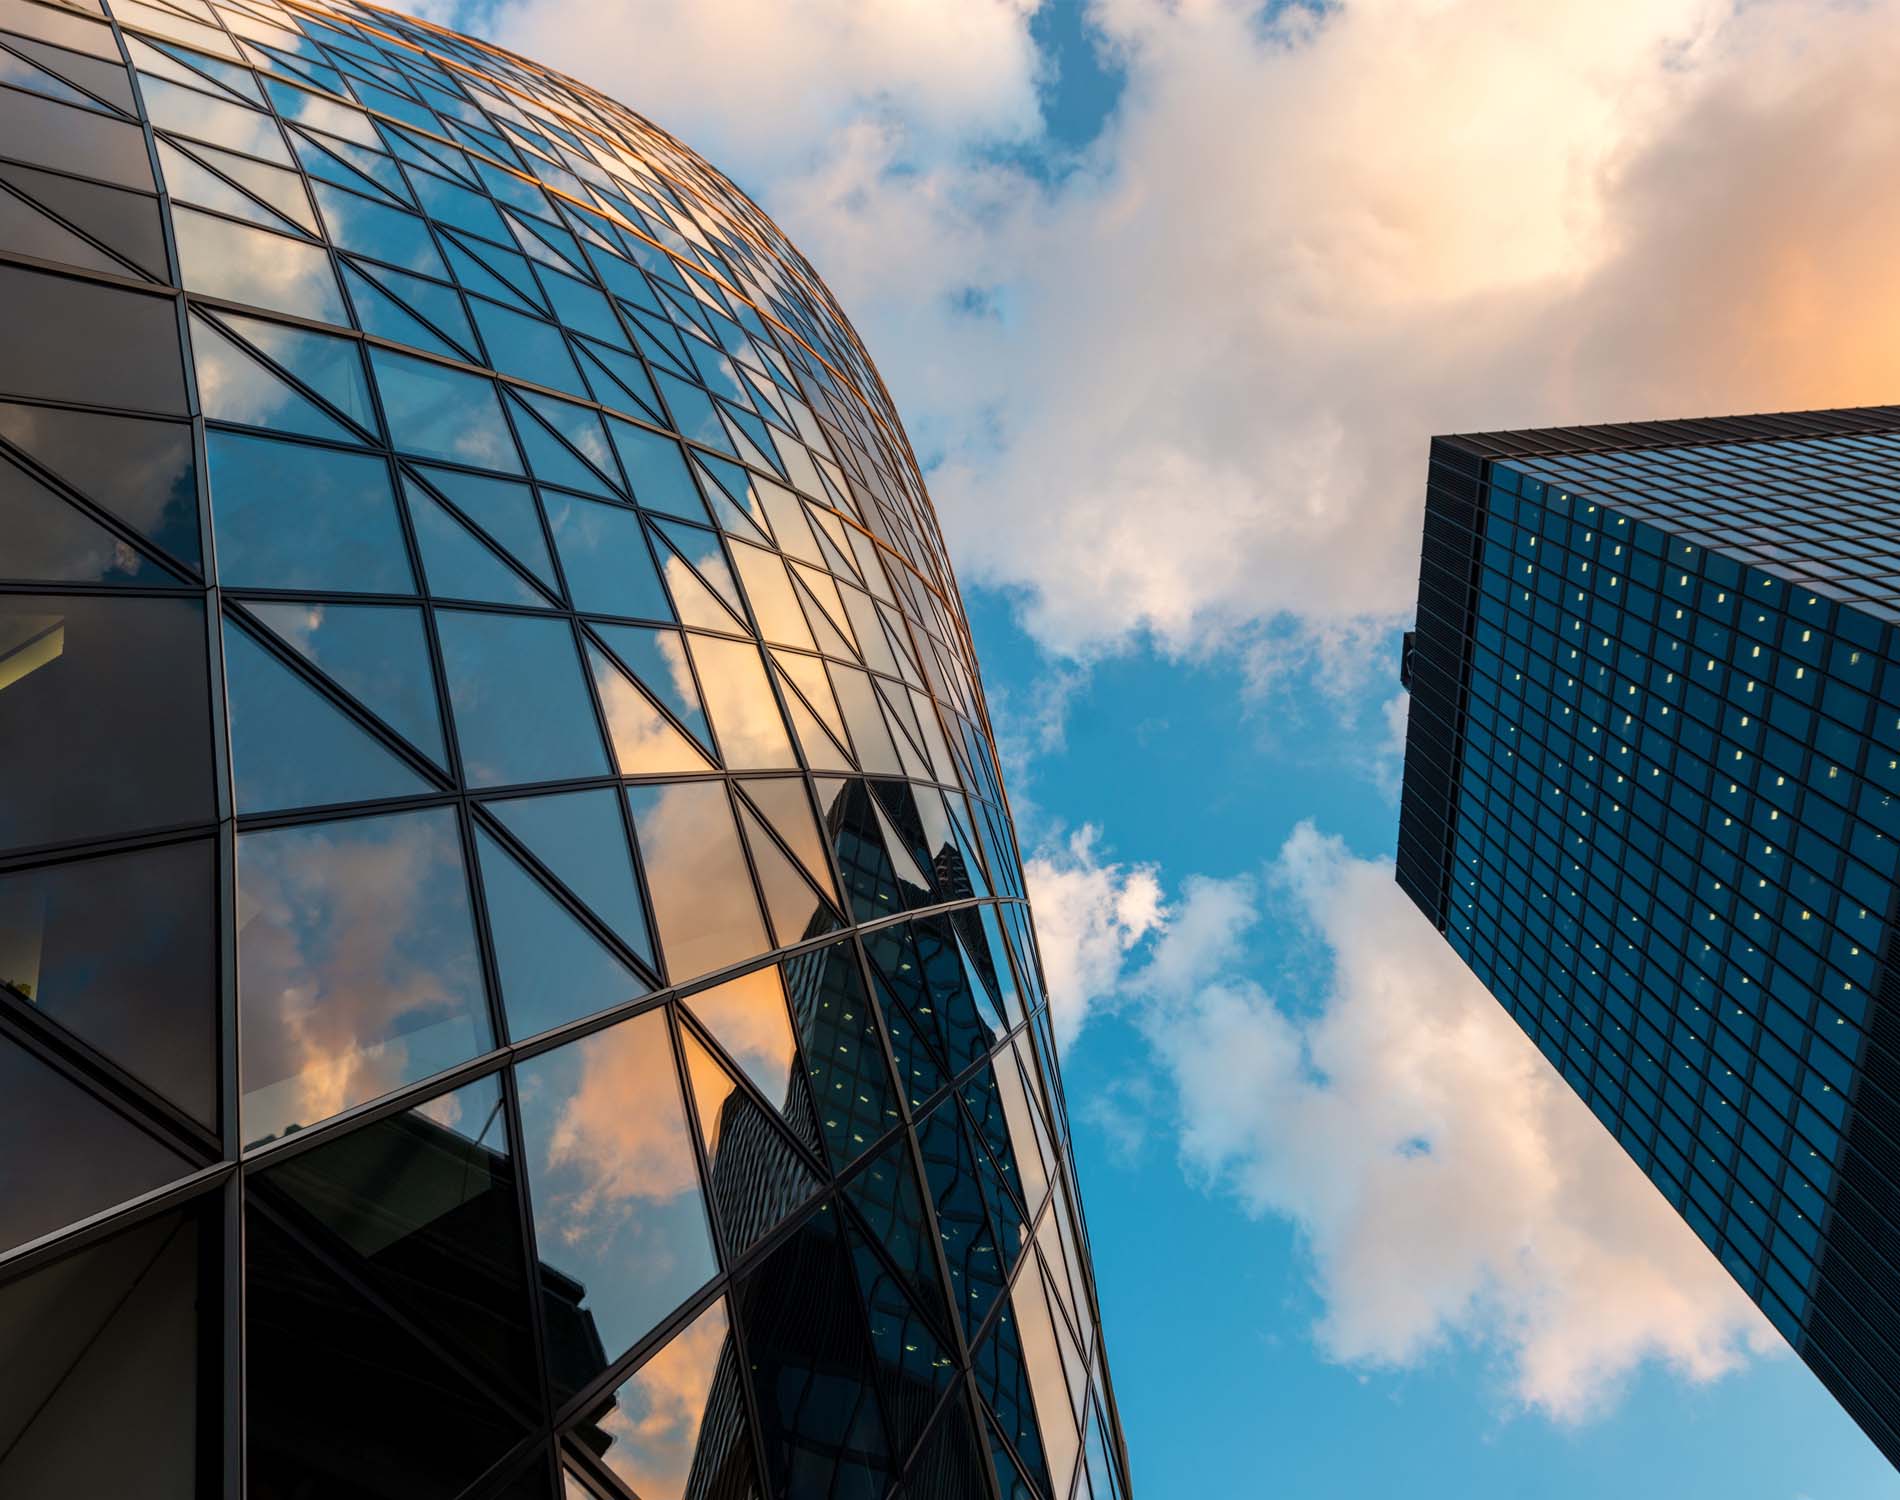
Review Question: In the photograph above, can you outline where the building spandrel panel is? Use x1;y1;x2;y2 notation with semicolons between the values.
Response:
1397;405;1900;1473
0;1;1135;1493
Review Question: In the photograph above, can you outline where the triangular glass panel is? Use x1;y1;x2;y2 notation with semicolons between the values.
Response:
718;410;783;480
681;1030;822;1259
342;261;464;360
411;465;557;592
961;1063;1035;1227
443;235;537;312
7;33;135;111
290;126;409;207
653;370;732;455
485;786;653;967
0;456;175;585
872;798;934;906
812;518;861;583
916;1098;1004;1341
607;418;709;523
0;184;128;275
735;1205;895;1500
469;299;588;401
679;966;808;1137
474;827;645;1043
902;1400;992;1500
738;799;838;949
652;520;744;617
348;257;478;360
246;599;447;768
538;493;666;619
956;931;1009;1041
737;778;837;899
986;1416;1045;1500
578;341;664;425
502;207;583;276
250;1072;542;1413
584;640;713;776
649;525;745;632
405;478;549;606
846;1215;956;1459
507;393;615;497
442;227;546;312
514;388;622;492
693;452;774;542
157;138;286;231
2;44;109;108
189;314;358;442
773;939;896;1170
215;309;377;436
0;1030;195;1256
813;778;904;924
722;403;779;471
0;403;198;570
0;161;165;280
771;662;855;774
513;1008;718;1403
589;623;711;752
244;1205;527;1497
790;573;860;662
184;136;316;234
965;1110;1030;1282
842;1134;956;1342
142;37;260;104
581;1296;760;1500
222;620;430;814
862;926;955;1102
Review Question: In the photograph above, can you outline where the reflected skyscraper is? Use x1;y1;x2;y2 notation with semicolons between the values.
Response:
0;1;1132;1495
1396;407;1900;1468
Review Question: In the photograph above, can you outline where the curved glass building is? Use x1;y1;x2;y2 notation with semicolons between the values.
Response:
0;2;1133;1496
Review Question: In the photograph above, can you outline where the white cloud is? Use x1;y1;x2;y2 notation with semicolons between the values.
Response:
502;0;1900;672
1020;818;1777;1416
1021;823;1165;1048
487;0;1043;180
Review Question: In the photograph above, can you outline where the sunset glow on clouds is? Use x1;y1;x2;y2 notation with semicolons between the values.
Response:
449;0;1900;1471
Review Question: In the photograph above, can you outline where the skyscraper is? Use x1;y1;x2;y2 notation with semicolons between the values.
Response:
1396;406;1900;1467
0;1;1131;1496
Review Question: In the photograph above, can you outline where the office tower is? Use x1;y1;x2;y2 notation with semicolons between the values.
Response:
0;1;1131;1495
1396;406;1900;1466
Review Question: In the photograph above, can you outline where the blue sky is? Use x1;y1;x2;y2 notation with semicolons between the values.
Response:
449;0;1900;1492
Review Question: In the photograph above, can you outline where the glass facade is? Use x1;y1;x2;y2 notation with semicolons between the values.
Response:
1396;408;1900;1470
0;2;1132;1496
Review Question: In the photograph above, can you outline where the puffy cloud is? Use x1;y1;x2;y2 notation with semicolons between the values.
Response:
1022;823;1165;1048
1129;826;1778;1419
500;0;1900;668
486;0;1043;179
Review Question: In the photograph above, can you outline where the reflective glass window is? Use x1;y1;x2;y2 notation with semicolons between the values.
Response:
583;1297;756;1500
207;431;412;593
0;594;212;855
0;839;216;1123
0;85;153;189
369;347;523;474
250;1072;540;1410
0;1031;195;1254
0;1202;208;1496
0;264;184;413
0;403;198;569
515;1006;717;1399
434;609;608;787
685;634;796;769
172;205;345;323
624;781;768;982
236;806;492;1148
